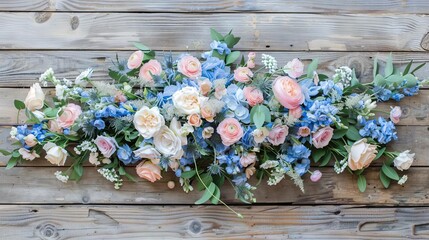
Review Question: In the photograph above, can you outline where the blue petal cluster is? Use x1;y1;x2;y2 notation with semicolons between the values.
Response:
358;117;398;144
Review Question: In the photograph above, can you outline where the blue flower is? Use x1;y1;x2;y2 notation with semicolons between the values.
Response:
294;158;311;176
284;144;311;164
241;126;255;149
217;153;242;175
117;144;134;165
232;173;247;186
93;119;105;130
403;86;419;96
201;57;233;82
210;41;231;55
358;117;397;144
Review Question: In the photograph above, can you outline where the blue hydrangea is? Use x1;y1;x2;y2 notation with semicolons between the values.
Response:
283;144;311;164
117;144;140;165
304;100;339;130
222;84;250;123
15;124;47;149
358;117;398;144
241;126;256;149
210;41;231;55
201;57;233;82
217;153;242;175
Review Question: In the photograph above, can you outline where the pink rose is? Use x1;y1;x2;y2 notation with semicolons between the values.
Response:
198;79;212;96
240;152;257;167
272;76;305;109
243;86;264;107
312;126;334;149
187;114;202;127
94;135;117;158
267;125;289;146
177;55;202;80
247;52;256;69
127;50;144;69
136;161;162;183
289;107;302;119
19;148;40;161
390;106;402;124
24;134;38;147
298;126;311;137
114;92;127;103
48;120;62;133
57;103;82;129
139;60;162;83
234;67;253;83
285;58;304;79
216;118;244;146
310;170;322;182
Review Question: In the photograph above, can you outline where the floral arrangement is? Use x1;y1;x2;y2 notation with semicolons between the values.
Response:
1;29;425;217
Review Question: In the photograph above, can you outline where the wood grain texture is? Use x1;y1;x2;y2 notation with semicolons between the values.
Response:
1;13;429;51
2;51;429;87
0;166;425;205
1;0;429;14
1;205;429;239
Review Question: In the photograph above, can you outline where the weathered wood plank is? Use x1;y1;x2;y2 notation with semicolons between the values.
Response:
2;51;429;87
1;13;429;51
1;0;429;14
0;166;425;205
0;205;427;239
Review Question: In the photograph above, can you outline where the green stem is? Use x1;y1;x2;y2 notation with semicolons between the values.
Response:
193;156;243;218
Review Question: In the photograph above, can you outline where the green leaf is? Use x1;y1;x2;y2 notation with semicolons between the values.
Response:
132;42;151;51
306;58;319;78
212;174;225;187
226;51;241;65
14;100;25;110
211;50;225;61
12;150;20;158
210;185;221;205
351;69;359;86
402;74;418;88
210;28;224;41
312;148;326;163
346;126;361;141
319;151;332;167
197;173;213;191
224;34;240;48
403;60;413;75
332;128;348;139
252;106;265;128
6;157;19;169
43;107;60;118
181;170;196;179
357;175;367;192
375;147;386;160
74;164;84;177
380;171;391;188
373;57;378;78
118;166;126;176
384;53;393;77
0;149;12;156
195;182;216;204
411;62;426;75
381;164;400;181
373;74;386;87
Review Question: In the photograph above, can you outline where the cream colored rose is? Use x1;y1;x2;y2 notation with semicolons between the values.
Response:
348;139;378;171
133;106;165;139
133;145;161;161
24;83;45;111
252;127;269;144
24;134;38;147
172;86;202;115
393;150;414;171
45;145;68;166
153;126;183;160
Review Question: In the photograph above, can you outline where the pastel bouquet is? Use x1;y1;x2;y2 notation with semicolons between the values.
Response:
1;29;425;216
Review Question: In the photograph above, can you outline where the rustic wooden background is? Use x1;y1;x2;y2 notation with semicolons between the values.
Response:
1;1;429;239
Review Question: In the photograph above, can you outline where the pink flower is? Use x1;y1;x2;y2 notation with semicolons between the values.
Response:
390;106;402;124
187;114;202;127
216;118;244;146
310;170;322;182
136;161;162;183
94;135;117;158
243;86;264;107
139;60;162;84
312;126;334;149
198;79;212;96
298;126;311;137
285;58;304;79
19;148;40;161
114;92;127;103
247;52;256;69
48;120;62;133
127;50;144;69
24;134;38;147
177;55;202;80
234;67;253;83
272;76;305;109
57;103;82;129
289;107;302;119
267;125;289;146
240;152;257;167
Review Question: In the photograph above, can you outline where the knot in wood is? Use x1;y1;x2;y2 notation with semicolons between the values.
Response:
188;220;202;235
421;32;429;51
82;195;90;203
70;16;79;30
34;12;52;24
35;223;60;240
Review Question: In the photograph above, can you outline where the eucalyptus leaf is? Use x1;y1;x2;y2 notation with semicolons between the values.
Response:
375;147;386;160
384;53;393;77
307;58;319;78
210;28;224;41
195;182;216;204
14;100;25;110
357;175;367;192
345;126;361;141
226;51;241;65
381;164;400;181
312;148;326;163
210;185;221;205
132;42;151;51
380;171;391;188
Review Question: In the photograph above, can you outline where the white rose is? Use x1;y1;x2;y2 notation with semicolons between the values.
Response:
153;126;183;160
133;145;161;161
169;117;188;145
45;145;68;166
172;86;202;115
133;106;165;139
32;110;46;121
393;150;415;171
348;139;378;171
24;134;38;147
252;127;269;144
24;83;45;111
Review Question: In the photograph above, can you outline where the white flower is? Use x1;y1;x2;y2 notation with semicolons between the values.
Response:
348;139;378;171
89;152;100;166
133;106;165;139
393;150;415;171
153;126;183;160
133;145;161;161
10;127;17;139
39;68;57;86
45;145;68;166
398;175;408;185
260;160;279;169
24;83;45;111
55;84;68;100
32;110;46;121
252;127;269;144
54;171;69;183
75;68;93;87
172;86;202;115
261;54;278;73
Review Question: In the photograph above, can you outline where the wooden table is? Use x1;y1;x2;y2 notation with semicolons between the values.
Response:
1;1;429;239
